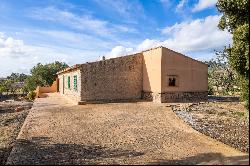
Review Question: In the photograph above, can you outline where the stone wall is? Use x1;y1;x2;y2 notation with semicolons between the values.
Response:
80;53;143;102
142;91;208;103
58;69;81;104
161;91;208;103
141;91;161;103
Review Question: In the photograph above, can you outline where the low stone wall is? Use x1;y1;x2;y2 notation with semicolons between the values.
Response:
141;91;161;103
142;91;208;103
161;91;208;103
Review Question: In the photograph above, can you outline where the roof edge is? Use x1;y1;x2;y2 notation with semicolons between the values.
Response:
57;64;81;75
57;46;208;75
161;47;208;66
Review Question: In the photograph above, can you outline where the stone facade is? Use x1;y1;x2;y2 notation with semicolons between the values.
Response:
58;69;81;104
80;53;143;102
57;46;208;104
142;91;208;103
161;91;208;103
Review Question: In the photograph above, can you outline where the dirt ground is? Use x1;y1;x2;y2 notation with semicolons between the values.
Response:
6;93;248;165
0;101;33;165
171;101;249;153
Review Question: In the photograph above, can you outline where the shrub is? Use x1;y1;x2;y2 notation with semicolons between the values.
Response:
208;83;214;95
27;91;36;101
240;77;249;109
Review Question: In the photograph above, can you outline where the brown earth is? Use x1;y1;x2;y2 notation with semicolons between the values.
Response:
0;101;33;165
6;93;248;165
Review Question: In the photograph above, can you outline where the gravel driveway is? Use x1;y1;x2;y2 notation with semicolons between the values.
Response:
6;93;249;165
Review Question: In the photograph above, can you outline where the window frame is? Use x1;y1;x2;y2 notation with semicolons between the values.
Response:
67;76;71;89
73;75;77;91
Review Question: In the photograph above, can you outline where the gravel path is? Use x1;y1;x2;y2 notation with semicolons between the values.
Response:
6;93;249;165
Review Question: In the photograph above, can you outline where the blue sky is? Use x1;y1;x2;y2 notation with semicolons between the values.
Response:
0;0;231;77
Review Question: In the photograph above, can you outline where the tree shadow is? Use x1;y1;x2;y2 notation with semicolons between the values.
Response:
148;152;249;165
7;137;144;165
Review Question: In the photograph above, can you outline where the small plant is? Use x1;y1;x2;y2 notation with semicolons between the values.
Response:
207;109;217;114
232;112;246;118
27;91;36;101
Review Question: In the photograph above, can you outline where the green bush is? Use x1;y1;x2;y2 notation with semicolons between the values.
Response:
240;77;249;109
208;83;214;95
27;91;36;101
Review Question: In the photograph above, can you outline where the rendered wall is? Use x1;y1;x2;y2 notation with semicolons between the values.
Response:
80;53;143;102
142;47;162;93
142;47;208;103
161;47;208;92
58;69;81;104
35;79;58;98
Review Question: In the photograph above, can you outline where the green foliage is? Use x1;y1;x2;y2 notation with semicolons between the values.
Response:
208;82;214;95
240;76;249;109
24;76;40;92
204;48;240;96
216;0;249;108
27;91;36;101
25;61;68;91
0;73;28;95
232;111;246;118
0;79;12;95
7;73;28;82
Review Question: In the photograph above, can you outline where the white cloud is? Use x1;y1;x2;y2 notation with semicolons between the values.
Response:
192;0;217;12
161;15;231;52
0;33;27;58
104;46;134;59
137;39;161;51
0;32;105;76
176;0;187;11
29;6;138;36
104;15;232;61
29;6;110;35
1;13;231;76
31;30;113;50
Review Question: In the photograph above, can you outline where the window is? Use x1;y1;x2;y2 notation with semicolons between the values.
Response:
169;78;176;86
73;75;77;91
68;76;70;89
168;75;178;87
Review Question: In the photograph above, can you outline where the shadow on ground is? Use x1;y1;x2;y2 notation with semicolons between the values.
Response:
7;136;249;165
7;137;144;165
148;153;249;165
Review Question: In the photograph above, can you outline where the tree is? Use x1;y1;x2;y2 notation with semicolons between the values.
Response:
0;79;12;95
25;61;68;91
216;0;249;108
205;47;240;96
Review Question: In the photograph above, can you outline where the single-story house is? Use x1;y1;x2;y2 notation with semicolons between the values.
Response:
57;46;208;104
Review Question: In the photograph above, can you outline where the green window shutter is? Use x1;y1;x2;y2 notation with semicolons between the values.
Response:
74;75;77;91
68;76;70;89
